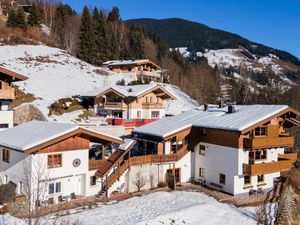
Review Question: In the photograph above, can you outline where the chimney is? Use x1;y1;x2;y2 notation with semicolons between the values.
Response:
228;105;236;113
204;104;208;111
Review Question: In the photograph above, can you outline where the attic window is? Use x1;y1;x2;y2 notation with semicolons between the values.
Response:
254;126;266;136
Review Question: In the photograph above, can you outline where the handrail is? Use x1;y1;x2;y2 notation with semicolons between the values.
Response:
130;145;189;166
106;160;129;188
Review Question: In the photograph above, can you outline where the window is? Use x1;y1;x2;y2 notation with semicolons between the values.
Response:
48;182;61;195
199;168;205;178
150;97;153;103
254;150;267;160
0;81;2;89
201;128;207;135
183;135;190;146
2;148;10;163
258;175;264;183
47;154;62;168
199;145;206;156
219;174;226;185
137;110;141;118
0;124;9;128
90;176;97;186
254;126;267;136
151;111;160;118
244;176;251;186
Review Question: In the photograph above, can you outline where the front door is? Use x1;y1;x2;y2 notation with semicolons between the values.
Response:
75;174;85;196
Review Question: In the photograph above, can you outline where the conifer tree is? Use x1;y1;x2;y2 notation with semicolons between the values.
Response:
107;6;120;22
77;6;96;64
7;7;27;28
27;3;40;27
93;8;110;65
7;8;17;27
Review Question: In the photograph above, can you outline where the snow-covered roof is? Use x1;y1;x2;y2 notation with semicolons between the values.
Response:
103;59;157;67
82;83;173;99
119;139;136;151
134;105;289;138
0;120;122;151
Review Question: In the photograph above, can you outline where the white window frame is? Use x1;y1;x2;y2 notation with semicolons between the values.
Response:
48;182;62;195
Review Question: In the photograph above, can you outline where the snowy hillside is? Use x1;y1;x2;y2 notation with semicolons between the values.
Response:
176;47;297;88
0;44;198;123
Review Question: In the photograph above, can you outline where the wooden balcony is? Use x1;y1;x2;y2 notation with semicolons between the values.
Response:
278;152;298;161
103;102;123;109
130;145;188;166
243;160;294;176
141;102;164;109
0;89;15;99
243;136;294;149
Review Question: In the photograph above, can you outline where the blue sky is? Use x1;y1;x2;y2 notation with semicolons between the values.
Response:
62;0;300;58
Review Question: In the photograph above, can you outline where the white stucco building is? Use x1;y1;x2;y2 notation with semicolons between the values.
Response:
133;104;299;197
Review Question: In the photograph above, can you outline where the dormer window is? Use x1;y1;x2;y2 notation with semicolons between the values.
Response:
254;126;266;136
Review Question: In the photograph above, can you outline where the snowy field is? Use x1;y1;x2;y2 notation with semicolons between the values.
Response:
0;44;198;122
0;191;257;225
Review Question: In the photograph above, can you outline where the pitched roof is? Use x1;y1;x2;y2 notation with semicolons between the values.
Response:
82;83;175;99
0;67;28;81
103;59;160;69
0;120;123;152
133;105;291;138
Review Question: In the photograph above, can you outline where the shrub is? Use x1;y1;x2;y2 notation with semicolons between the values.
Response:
157;181;167;188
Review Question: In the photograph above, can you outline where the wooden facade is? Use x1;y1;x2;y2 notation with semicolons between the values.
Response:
0;67;28;100
38;136;90;154
105;60;161;74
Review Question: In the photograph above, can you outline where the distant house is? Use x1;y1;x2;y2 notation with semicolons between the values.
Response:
0;0;32;15
103;59;161;81
81;84;176;128
0;67;28;131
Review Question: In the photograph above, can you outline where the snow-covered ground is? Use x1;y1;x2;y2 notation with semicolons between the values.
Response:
0;44;198;123
0;191;258;225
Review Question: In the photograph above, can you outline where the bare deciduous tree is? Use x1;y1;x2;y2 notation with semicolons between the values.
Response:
132;172;146;192
63;14;81;55
20;156;50;225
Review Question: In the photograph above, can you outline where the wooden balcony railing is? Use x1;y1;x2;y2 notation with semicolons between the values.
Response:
243;136;294;149
130;145;189;166
0;89;15;99
89;160;105;171
278;152;298;161
103;102;123;109
106;160;129;189
141;102;164;109
243;160;294;176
